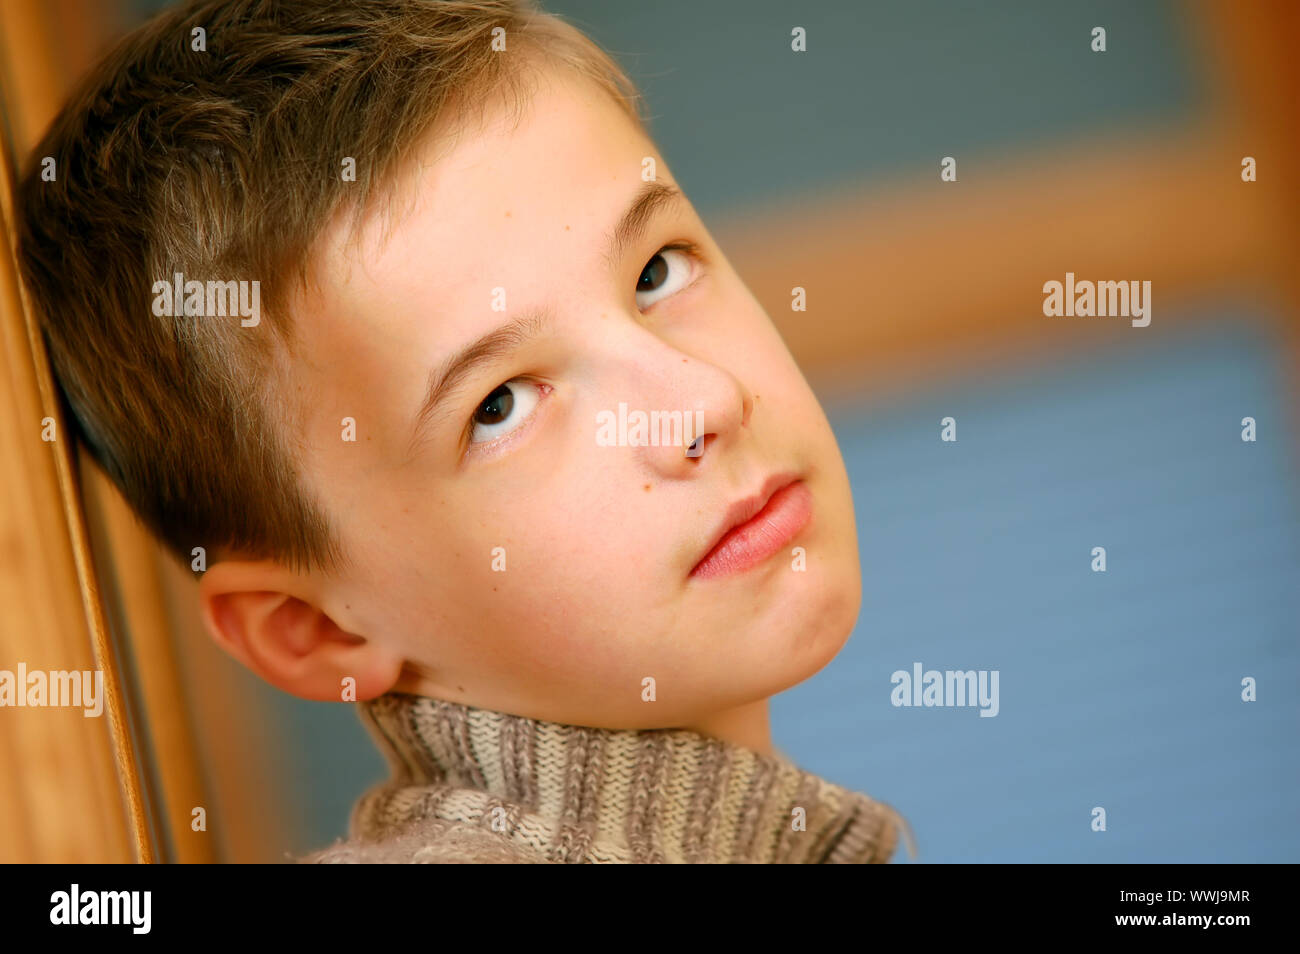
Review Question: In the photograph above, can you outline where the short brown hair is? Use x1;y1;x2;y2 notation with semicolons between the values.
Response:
17;0;643;573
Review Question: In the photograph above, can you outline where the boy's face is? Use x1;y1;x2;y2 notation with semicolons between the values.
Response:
287;63;862;729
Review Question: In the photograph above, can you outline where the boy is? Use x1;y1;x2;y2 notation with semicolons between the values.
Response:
18;0;905;863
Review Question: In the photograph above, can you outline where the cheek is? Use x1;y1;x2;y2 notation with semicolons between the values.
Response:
434;477;669;620
718;294;811;405
451;531;668;682
501;509;660;606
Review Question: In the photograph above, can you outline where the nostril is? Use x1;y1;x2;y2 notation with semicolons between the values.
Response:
685;434;707;458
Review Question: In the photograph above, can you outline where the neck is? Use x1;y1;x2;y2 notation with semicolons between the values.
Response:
393;664;774;755
683;697;774;757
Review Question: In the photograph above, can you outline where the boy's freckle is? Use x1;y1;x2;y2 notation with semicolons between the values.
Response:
643;483;651;492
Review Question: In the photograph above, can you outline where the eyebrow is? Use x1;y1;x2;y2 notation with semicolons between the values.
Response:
407;308;553;452
603;180;684;271
407;180;687;451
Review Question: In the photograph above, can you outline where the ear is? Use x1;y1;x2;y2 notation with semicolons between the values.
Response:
196;559;404;703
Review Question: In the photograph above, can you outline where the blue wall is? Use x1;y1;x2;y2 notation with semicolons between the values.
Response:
782;307;1300;862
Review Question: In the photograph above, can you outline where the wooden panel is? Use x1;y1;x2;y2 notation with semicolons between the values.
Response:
0;88;142;863
0;0;159;864
0;0;295;865
80;457;219;863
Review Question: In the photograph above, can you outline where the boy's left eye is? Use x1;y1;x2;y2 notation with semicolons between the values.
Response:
635;245;695;309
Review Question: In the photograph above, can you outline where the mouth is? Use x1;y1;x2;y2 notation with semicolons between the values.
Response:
689;473;813;580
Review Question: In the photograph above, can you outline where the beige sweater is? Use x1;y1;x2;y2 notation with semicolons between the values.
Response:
300;691;906;864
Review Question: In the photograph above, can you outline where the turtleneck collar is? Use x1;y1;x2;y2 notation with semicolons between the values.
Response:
349;691;904;864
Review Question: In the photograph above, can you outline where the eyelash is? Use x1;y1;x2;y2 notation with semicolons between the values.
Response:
461;241;706;458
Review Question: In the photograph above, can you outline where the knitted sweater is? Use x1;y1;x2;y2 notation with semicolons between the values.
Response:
300;691;906;864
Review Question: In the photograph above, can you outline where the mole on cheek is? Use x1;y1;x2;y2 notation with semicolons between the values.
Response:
643;484;651;492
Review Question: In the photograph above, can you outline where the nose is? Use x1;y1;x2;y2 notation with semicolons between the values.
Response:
630;348;754;480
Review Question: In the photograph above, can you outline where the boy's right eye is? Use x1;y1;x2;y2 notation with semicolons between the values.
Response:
469;378;542;444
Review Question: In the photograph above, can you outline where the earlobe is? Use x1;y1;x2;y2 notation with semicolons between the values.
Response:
197;560;403;703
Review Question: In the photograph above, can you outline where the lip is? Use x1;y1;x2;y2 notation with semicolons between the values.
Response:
689;474;812;580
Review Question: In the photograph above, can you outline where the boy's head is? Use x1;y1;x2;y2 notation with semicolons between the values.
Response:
19;0;863;733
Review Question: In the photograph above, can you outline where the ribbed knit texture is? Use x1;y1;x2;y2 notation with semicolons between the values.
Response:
301;691;905;864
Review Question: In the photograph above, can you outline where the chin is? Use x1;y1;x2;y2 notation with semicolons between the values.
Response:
758;567;862;697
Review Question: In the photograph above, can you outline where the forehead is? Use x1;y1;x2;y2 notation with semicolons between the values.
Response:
316;64;651;306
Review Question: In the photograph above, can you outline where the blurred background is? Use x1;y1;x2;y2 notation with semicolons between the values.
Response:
1;0;1296;862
